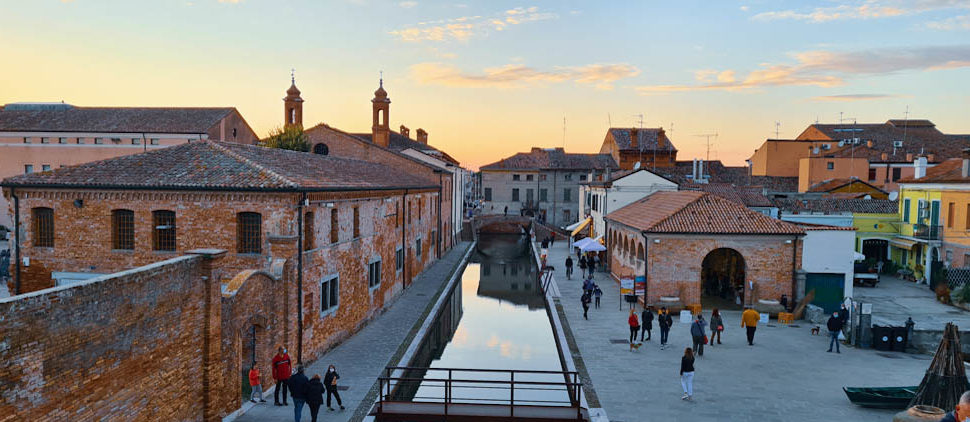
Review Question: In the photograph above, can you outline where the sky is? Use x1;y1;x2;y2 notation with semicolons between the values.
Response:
2;0;969;170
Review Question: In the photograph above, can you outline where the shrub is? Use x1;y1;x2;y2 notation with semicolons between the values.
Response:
955;284;970;305
936;283;952;305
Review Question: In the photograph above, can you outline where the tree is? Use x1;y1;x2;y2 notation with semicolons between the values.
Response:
262;125;310;152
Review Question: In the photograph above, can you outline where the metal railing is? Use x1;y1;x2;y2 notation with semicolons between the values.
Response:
911;223;942;240
377;366;584;420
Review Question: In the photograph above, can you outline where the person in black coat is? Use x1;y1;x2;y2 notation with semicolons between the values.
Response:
287;366;310;420
641;307;654;341
323;364;345;410
581;292;591;320
565;256;573;279
827;312;844;353
305;375;325;422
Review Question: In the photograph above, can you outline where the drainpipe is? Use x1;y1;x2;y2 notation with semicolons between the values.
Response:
297;193;306;364
402;189;408;287
641;231;649;307
791;236;799;304
12;188;21;295
436;171;443;259
552;170;557;227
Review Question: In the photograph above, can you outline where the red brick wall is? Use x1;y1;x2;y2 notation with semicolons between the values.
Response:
0;254;217;421
608;224;800;306
208;109;259;145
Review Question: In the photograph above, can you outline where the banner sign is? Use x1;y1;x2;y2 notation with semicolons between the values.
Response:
634;276;646;296
620;278;634;295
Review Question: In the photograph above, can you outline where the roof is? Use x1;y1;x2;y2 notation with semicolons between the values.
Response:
480;147;617;171
680;183;774;207
608;127;677;152
797;119;970;163
774;197;898;214
807;178;888;194
792;222;857;231
654;160;799;192
583;168;677;187
0;141;437;191
898;158;970;184
0;106;235;133
605;191;804;235
353;131;460;165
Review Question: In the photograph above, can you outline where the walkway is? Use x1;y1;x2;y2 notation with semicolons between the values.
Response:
545;242;931;422
235;241;472;422
853;275;970;329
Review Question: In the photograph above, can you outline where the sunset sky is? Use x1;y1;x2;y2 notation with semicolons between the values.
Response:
2;0;969;170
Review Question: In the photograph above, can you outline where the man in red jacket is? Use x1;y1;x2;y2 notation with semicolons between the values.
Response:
272;346;292;406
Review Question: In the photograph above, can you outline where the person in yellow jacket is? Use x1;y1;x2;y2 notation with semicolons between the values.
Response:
741;307;760;346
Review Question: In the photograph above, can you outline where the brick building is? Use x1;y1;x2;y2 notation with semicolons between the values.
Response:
605;191;804;310
0;102;259;229
599;127;678;170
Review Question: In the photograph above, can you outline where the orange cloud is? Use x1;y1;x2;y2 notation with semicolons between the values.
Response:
752;0;968;22
411;62;639;90
389;6;555;42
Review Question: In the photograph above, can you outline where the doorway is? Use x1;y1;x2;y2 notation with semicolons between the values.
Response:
240;324;261;401
701;248;746;309
862;239;889;263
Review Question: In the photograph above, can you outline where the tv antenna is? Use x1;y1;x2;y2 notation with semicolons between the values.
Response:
694;132;718;161
562;115;567;149
774;121;781;139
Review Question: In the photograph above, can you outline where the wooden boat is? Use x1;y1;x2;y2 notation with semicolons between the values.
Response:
843;386;918;409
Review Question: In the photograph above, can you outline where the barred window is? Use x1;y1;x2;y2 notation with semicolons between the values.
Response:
237;212;262;254
112;209;134;250
304;211;314;251
152;210;176;251
33;207;54;247
330;209;339;244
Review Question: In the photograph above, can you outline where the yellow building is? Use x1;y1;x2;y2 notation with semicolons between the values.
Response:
900;158;970;268
894;162;952;284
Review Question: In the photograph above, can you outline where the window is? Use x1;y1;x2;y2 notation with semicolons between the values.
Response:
416;238;422;258
41;164;50;172
563;209;571;222
77;138;84;144
484;187;492;201
112;209;134;250
564;188;571;202
368;260;382;288
232;128;238;139
418;198;423;221
313;143;329;155
826;162;834;170
150;138;160;145
321;276;339;313
152;210;177;251
592;195;598;212
526;174;534;181
395;202;401;228
539;174;547;181
564;173;573;181
237;212;262;254
966;204;970;230
58;137;67;144
948;203;955;228
396;247;404;271
526;189;534;203
579;174;587;181
512;188;520;202
32;207;54;247
330;209;339;244
539;189;548;202
892;168;902;181
304;211;314;251
868;168;877;181
353;207;360;238
512;174;521;181
41;137;50;144
95;138;104;144
23;137;30;143
132;138;141;145
24;164;33;174
903;198;911;223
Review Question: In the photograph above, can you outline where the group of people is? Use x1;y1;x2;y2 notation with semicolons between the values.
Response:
247;346;346;422
580;278;603;319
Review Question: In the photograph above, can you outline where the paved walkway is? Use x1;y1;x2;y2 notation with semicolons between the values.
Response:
853;275;970;329
546;242;932;422
235;242;472;422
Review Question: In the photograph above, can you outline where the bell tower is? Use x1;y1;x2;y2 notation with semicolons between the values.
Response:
371;75;391;148
284;69;303;128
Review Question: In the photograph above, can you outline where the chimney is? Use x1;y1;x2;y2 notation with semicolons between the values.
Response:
881;152;889;161
400;125;410;138
963;148;970;178
914;156;927;179
416;128;428;144
698;159;708;184
692;158;698;180
906;153;913;162
927;154;935;162
630;128;639;149
866;140;874;148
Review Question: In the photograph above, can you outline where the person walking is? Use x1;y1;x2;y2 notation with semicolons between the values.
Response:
249;364;266;403
503;206;508;216
680;348;695;401
641;307;654;341
628;309;640;351
581;292;591;320
323;364;345;410
838;303;850;338
565;256;573;280
578;255;587;278
589;255;598;277
288;366;310;422
709;309;724;346
659;307;672;349
305;374;325;422
272;346;292;406
741;307;760;346
827;311;844;353
593;284;603;309
690;314;707;356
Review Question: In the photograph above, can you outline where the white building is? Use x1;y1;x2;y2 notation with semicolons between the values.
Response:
797;224;857;311
577;169;678;240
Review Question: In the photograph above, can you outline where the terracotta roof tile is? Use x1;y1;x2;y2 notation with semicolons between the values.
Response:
774;197;898;214
680;183;774;207
608;128;678;152
480;148;617;171
606;191;803;235
807;178;887;194
799;120;970;163
899;158;970;183
0;106;235;133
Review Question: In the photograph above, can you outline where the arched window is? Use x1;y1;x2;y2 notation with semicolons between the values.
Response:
313;143;329;155
290;108;296;124
152;210;176;251
637;243;645;263
237;212;262;254
112;209;134;250
32;207;54;247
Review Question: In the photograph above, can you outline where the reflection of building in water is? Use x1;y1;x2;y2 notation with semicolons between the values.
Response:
476;256;544;310
393;280;463;401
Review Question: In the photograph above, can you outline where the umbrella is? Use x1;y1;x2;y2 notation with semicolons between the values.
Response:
854;252;866;261
909;322;970;411
580;242;606;253
573;237;594;248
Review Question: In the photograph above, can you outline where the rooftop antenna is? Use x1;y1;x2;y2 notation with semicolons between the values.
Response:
607;113;612;127
902;105;910;152
694;132;718;161
774;121;781;139
562;115;567;149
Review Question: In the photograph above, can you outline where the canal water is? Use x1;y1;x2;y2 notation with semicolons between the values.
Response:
397;234;569;406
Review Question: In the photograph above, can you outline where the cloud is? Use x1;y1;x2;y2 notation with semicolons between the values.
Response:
810;94;901;102
389;6;556;42
752;0;970;22
927;14;970;29
410;62;640;90
399;1;417;8
217;0;241;3
636;45;970;94
740;5;749;11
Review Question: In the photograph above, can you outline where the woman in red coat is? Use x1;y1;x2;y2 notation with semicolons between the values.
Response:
628;310;640;351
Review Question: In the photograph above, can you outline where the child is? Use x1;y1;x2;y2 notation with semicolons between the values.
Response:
249;364;266;403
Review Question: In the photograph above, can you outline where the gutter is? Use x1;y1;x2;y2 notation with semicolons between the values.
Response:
641;231;649;305
297;193;306;364
0;183;440;193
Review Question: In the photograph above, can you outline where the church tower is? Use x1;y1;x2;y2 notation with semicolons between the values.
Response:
284;71;303;128
371;77;391;148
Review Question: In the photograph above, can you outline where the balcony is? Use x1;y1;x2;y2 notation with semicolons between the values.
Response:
912;223;942;241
